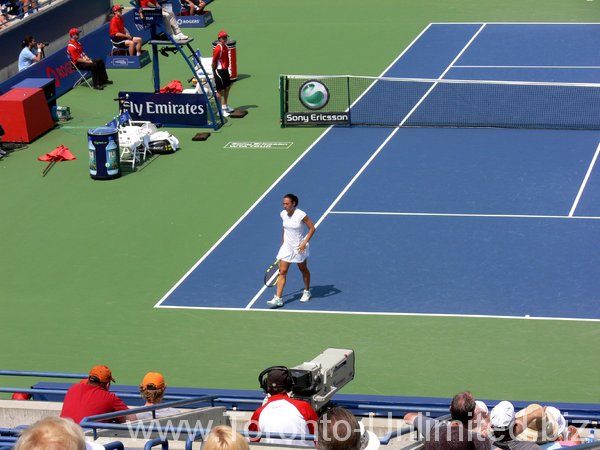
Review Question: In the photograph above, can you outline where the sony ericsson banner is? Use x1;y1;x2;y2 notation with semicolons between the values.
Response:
284;112;349;126
284;79;349;126
120;92;208;127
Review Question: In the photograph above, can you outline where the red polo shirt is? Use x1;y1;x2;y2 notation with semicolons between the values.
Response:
60;383;130;424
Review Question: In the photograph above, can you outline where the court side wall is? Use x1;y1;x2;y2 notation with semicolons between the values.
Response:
0;9;151;98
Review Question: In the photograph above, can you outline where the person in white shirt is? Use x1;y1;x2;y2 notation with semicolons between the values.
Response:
267;193;316;308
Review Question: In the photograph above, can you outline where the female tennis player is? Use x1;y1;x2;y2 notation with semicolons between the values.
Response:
267;194;316;307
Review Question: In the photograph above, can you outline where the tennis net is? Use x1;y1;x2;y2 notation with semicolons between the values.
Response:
279;74;600;130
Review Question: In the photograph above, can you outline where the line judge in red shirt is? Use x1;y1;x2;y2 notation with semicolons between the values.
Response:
109;4;143;56
212;30;234;116
60;365;137;424
67;28;112;90
249;368;318;447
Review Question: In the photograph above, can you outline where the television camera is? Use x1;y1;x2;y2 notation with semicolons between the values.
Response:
260;348;355;412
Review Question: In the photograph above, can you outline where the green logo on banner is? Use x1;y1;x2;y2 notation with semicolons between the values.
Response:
299;80;329;110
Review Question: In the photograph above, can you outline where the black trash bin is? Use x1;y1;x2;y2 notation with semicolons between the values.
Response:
88;127;121;180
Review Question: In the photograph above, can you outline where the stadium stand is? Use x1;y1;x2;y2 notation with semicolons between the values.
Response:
0;370;599;450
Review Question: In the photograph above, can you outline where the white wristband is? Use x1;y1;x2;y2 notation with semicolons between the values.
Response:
37;49;42;54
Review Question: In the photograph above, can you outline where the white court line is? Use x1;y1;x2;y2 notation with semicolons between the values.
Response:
331;211;600;220
243;24;439;310
159;24;441;310
153;127;335;308
246;24;487;309
569;141;600;217
157;304;600;322
454;65;600;69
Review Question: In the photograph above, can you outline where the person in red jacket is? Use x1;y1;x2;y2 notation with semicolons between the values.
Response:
60;365;136;424
109;4;143;56
212;30;233;116
249;368;318;447
67;28;112;90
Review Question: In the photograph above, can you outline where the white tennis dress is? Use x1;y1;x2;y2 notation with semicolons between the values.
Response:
276;208;309;263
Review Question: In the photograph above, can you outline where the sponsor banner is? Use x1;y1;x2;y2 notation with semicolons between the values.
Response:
105;52;151;69
176;12;214;28
120;91;209;127
284;112;349;126
224;142;293;150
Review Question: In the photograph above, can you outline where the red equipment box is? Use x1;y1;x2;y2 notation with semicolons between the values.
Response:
0;88;54;143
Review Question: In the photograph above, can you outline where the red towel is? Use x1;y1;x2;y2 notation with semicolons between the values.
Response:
38;145;77;162
160;80;183;93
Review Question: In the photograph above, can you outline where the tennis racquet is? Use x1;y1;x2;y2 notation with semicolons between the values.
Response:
263;259;280;288
263;249;299;287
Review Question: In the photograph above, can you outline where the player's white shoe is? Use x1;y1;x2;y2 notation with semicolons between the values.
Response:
300;290;311;302
224;105;234;113
267;296;283;307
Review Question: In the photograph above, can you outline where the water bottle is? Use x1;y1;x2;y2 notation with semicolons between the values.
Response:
88;137;97;176
586;428;596;443
106;137;119;176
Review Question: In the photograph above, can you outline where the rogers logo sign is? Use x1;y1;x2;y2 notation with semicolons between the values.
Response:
45;61;76;88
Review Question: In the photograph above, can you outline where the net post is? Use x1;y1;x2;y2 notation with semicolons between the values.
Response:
279;75;287;128
346;76;352;127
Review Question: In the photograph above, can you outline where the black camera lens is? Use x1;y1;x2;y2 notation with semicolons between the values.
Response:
42;42;49;46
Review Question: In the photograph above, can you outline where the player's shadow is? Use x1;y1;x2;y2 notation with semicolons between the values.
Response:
286;284;342;304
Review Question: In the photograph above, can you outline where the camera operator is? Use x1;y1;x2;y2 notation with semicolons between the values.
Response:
18;36;45;71
249;368;318;447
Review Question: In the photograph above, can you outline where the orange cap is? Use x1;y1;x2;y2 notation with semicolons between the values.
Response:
141;372;165;389
89;365;115;383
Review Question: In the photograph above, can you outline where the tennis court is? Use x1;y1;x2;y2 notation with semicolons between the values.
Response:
157;23;600;320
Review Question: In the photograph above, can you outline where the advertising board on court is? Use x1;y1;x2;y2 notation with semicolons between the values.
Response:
120;91;209;127
282;79;350;127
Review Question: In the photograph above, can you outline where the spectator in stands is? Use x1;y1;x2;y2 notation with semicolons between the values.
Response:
513;404;568;444
317;407;380;450
60;364;136;424
18;35;44;71
545;425;586;449
404;391;492;450
139;0;188;42
204;425;250;450
136;371;183;419
67;27;113;90
248;367;318;446
21;0;37;17
212;30;233;116
1;0;20;21
474;400;491;437
489;401;544;450
14;416;85;450
180;0;207;16
109;4;143;56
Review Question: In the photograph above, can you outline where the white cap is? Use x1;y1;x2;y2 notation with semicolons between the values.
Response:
359;422;380;450
475;400;489;415
490;401;515;429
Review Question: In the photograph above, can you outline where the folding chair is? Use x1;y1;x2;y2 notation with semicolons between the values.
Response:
67;51;93;88
114;111;156;169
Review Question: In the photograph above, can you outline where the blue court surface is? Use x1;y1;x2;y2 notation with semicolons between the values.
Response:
156;23;600;320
